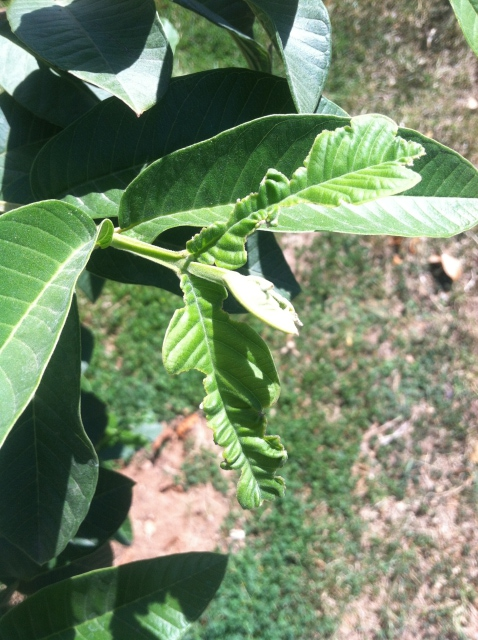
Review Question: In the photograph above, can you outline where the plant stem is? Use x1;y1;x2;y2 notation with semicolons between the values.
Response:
110;232;188;273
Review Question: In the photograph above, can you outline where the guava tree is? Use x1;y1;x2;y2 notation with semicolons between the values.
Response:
0;0;477;637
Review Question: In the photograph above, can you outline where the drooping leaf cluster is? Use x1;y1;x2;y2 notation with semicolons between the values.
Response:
0;0;477;637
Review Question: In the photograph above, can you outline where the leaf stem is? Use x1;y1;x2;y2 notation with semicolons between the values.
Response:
110;232;188;273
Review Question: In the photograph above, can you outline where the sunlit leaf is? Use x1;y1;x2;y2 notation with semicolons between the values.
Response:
0;21;99;126
0;201;101;446
0;553;228;639
120;114;478;242
449;0;478;56
30;69;300;218
163;275;286;509
246;0;331;112
7;0;172;115
0;300;98;564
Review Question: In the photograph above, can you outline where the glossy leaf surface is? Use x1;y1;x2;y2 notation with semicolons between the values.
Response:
0;553;228;639
0;22;99;127
449;0;478;56
163;275;286;509
7;0;172;115
0;201;99;446
246;0;331;112
0;300;98;564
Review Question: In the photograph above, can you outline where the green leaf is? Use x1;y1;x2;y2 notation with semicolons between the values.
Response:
119;114;344;238
185;112;425;269
163;275;286;509
70;467;133;557
0;92;60;204
120;114;478;242
0;201;101;446
281;114;424;205
224;231;300;315
76;271;105;303
0;21;99;127
7;0;172;115
273;195;478;236
0;299;98;564
86;246;182;296
0;537;44;582
449;0;478;57
315;94;348;116
220;270;302;334
0;552;228;639
174;0;271;72
246;0;331;112
176;0;256;37
29;69;301;218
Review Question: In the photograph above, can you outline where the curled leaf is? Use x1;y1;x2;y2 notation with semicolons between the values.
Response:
221;270;302;335
163;274;286;509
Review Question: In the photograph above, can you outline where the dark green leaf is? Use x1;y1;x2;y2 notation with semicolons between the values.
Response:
77;270;105;303
7;0;172;115
113;516;133;547
30;69;298;218
0;21;99;127
86;246;182;296
0;201;101;445
174;0;271;71
244;232;300;300
71;468;133;554
0;92;60;204
176;0;255;37
0;552;228;639
19;544;114;596
80;390;108;447
246;0;332;112
0;300;98;564
0;537;44;582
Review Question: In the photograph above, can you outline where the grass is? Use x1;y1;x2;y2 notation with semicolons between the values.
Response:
78;3;478;638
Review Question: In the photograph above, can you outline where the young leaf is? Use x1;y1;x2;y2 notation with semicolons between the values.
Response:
220;270;302;335
449;0;478;57
0;299;98;565
0;21;99;127
7;0;173;116
246;0;332;112
0;552;228;639
0;201;102;446
163;275;286;509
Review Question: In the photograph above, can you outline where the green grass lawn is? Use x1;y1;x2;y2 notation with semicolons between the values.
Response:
79;3;478;638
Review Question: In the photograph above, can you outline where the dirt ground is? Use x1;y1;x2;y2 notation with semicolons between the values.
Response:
111;415;238;566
